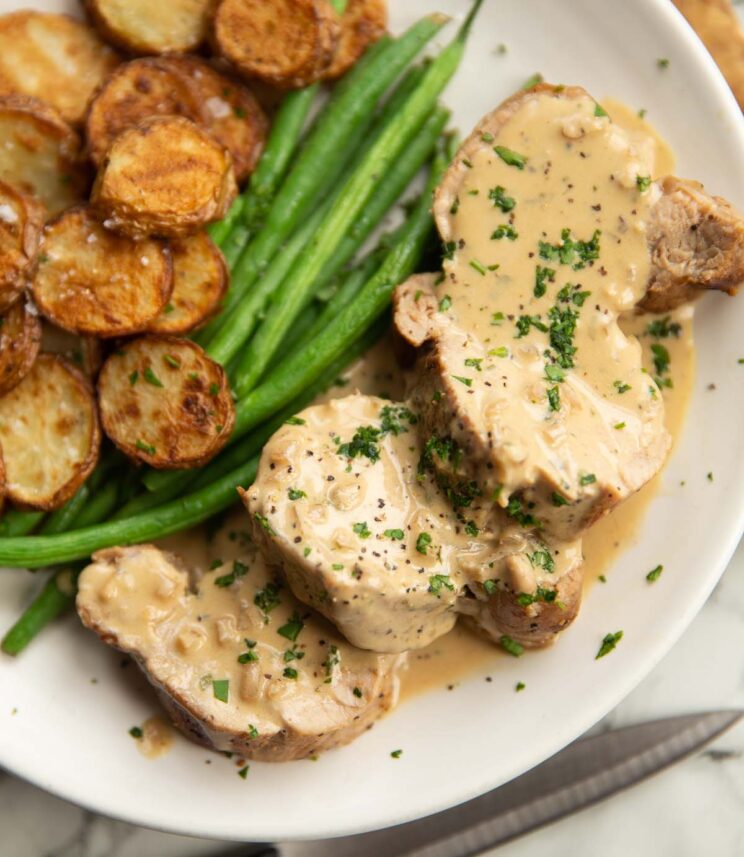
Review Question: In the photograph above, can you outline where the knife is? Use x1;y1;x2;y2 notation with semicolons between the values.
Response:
235;709;742;857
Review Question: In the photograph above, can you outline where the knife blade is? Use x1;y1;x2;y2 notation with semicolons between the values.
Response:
242;709;741;857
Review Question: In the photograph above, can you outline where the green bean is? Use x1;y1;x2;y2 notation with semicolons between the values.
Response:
72;481;120;529
207;195;245;247
1;567;79;655
198;17;445;347
39;484;90;535
0;509;44;537
232;103;450;395
0;453;262;568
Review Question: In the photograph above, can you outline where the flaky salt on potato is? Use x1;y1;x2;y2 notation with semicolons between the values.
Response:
323;0;387;80
31;207;173;338
213;0;341;89
0;180;45;314
83;0;213;56
0;296;41;397
161;57;268;184
147;232;228;335
97;336;235;469
0;353;100;509
91;115;237;239
0;11;119;126
0;95;88;217
85;57;206;166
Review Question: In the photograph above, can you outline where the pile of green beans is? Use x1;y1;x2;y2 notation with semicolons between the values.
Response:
0;0;484;654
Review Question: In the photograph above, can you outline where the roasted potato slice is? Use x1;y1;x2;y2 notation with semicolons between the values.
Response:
0;94;87;217
85;57;207;166
0;353;100;509
148;232;227;335
91;115;237;239
32;207;173;337
0;180;45;313
161;57;268;183
0;296;42;397
213;0;341;89
0;11;119;126
41;323;104;379
83;0;213;55
97;336;235;469
323;0;387;80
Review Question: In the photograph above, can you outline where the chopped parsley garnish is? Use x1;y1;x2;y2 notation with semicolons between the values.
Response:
443;240;456;260
416;532;432;555
277;612;304;642
651;343;672;388
438;294;452;312
336;407;415;463
490;346;509;358
491;311;505;325
452;374;473;387
283;647;305;663
551;491;569;507
614;422;626;430
285;416;306;425
515;681;526;692
636;175;651;193
506;496;541;528
469;258;487;276
135;439;156;455
548;304;579;369
353;687;363;698
517;584;557;606
464;357;482;371
464;520;479;537
579;473;597;485
353;521;371;539
428;574;455;596
143;366;163;387
494;145;527;169
384;528;404;540
283;667;298;680
539;228;601;270
164;354;181;369
212;679;229;703
544;363;565;383
547;385;560;411
322;645;340;682
646;564;663;583
237;648;258;664
527;549;556;573
534;265;555;298
449;197;459;215
380;405;417;435
129;371;138;385
594;103;608;117
238;766;249;779
254;581;282;616
557;283;591;306
288;487;306;500
521;72;544;90
657;57;670;69
500;635;524;657
247;724;259;739
646;316;681;339
491;224;518;241
254;512;275;536
595;630;623;659
390;749;403;759
483;579;498;595
613;380;631;394
129;726;143;739
488;185;516;212
515;314;547;338
214;559;249;588
331;563;344;571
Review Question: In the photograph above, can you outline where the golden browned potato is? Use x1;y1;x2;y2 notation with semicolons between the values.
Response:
97;335;235;469
83;0;213;55
84;57;206;166
91;115;237;239
0;353;100;509
147;232;228;335
0;180;45;313
31;207;173;337
0;11;119;126
323;0;387;80
0;296;42;397
213;0;341;89
0;94;88;217
161;57;268;183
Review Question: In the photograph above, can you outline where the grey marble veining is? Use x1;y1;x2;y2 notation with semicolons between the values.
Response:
1;538;742;857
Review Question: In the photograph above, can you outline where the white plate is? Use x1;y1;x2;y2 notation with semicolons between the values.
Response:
1;0;743;842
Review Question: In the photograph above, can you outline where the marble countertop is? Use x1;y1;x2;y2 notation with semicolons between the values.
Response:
2;537;742;857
